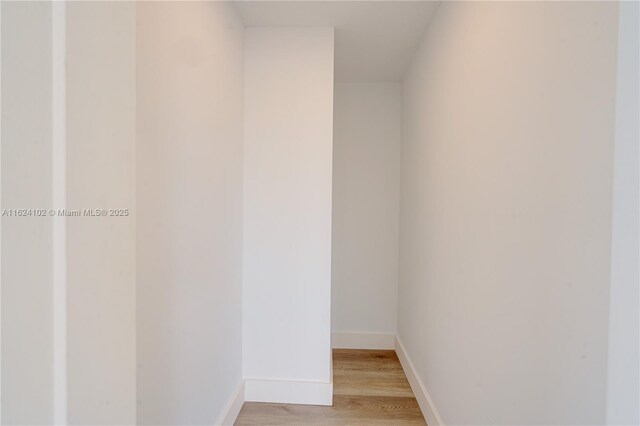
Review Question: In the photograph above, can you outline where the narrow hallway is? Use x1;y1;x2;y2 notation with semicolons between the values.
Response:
235;350;425;425
2;2;637;425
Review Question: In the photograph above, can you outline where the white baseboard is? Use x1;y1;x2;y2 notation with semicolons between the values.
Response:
215;381;245;426
332;331;396;349
244;378;333;405
395;336;444;426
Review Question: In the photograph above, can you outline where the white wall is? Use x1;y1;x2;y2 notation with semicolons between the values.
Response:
606;1;640;424
332;82;401;338
399;2;619;424
136;2;244;424
243;27;335;403
0;2;54;423
66;2;137;423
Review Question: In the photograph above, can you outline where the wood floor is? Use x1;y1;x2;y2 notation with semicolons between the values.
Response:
235;349;426;425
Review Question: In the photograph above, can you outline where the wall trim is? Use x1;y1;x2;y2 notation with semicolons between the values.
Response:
332;331;396;349
395;336;444;426
52;2;68;423
216;381;245;426
244;378;333;406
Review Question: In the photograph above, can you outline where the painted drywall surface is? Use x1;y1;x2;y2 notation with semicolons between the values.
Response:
606;1;640;424
243;28;334;384
0;2;54;423
66;2;136;423
399;2;618;424
136;2;244;424
332;82;400;335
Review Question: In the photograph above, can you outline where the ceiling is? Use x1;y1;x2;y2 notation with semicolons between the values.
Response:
234;1;441;82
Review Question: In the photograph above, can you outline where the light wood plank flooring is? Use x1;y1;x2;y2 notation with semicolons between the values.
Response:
235;349;426;425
